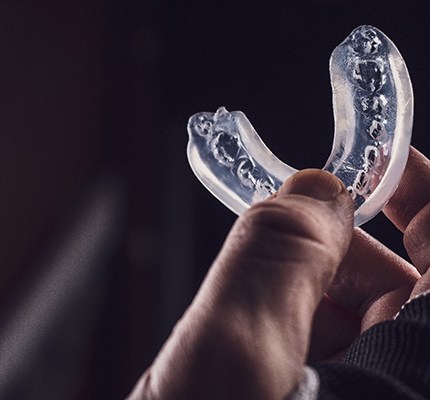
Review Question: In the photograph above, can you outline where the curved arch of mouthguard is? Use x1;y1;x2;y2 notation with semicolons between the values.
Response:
186;26;413;227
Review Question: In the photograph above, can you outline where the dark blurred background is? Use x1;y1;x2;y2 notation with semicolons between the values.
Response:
0;1;429;399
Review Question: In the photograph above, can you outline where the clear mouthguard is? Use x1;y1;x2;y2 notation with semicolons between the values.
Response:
187;26;413;226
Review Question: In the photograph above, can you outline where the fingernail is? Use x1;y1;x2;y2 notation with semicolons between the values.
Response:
278;169;344;201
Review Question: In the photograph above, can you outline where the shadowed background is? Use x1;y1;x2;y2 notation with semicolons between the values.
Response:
0;1;429;398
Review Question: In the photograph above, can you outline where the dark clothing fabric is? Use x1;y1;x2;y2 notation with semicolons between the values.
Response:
314;293;430;399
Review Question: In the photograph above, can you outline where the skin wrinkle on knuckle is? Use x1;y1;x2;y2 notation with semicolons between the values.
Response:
244;200;320;235
404;202;430;273
226;228;329;281
404;191;430;222
327;227;419;318
221;199;348;287
404;223;424;255
242;196;347;243
241;205;334;257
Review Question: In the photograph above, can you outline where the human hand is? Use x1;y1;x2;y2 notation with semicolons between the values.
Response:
308;147;430;362
128;147;430;400
128;169;354;399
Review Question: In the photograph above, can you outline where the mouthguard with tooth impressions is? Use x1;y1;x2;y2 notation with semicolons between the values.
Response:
186;25;413;227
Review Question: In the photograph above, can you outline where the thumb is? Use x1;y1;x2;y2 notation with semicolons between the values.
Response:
212;169;354;314
131;169;354;400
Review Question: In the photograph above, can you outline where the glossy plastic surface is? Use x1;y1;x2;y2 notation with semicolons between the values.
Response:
187;26;413;226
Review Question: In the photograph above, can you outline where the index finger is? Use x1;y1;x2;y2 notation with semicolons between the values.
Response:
383;147;430;232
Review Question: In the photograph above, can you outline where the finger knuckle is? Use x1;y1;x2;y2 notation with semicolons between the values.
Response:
241;200;320;240
404;202;430;272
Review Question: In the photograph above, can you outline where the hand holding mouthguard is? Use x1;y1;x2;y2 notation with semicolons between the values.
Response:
187;26;413;226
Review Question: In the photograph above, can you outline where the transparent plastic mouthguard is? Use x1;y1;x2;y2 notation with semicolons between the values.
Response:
187;26;413;226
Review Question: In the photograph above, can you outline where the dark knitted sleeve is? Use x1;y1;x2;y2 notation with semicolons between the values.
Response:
312;292;430;400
